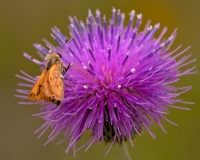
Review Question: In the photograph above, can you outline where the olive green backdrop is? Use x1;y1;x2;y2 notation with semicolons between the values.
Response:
0;0;199;160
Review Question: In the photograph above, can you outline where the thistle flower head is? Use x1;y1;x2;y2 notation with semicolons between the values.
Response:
16;8;197;154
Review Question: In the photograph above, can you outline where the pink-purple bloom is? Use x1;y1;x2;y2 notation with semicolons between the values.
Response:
16;8;196;154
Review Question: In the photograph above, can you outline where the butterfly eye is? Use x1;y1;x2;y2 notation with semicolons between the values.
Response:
56;53;62;58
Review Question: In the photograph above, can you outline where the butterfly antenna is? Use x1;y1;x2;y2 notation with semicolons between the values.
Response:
56;38;69;53
71;63;91;78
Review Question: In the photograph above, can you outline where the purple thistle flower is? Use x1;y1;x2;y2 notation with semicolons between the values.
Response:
16;8;197;155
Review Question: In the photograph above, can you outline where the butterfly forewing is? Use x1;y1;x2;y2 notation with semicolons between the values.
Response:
42;61;65;105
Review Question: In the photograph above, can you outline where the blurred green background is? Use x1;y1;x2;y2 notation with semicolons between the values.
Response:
0;0;199;160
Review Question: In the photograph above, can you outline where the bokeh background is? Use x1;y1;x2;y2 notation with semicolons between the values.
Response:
1;0;200;160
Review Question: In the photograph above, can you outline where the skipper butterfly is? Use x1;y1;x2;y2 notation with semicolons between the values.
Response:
28;52;72;106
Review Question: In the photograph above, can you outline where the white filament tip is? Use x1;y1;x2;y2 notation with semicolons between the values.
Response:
83;85;88;89
129;10;135;16
148;25;153;31
117;85;121;89
131;68;136;73
155;23;160;29
83;66;87;69
137;14;142;19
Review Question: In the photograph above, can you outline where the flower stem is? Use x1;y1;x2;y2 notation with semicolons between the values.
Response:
118;141;132;160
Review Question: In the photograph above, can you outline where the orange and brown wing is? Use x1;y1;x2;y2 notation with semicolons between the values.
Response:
28;69;47;103
42;62;65;105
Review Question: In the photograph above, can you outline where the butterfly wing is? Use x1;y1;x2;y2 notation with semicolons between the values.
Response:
42;61;65;105
28;69;47;103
